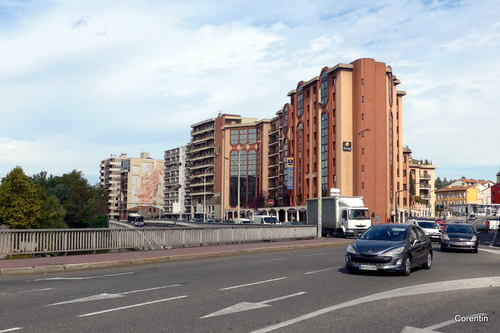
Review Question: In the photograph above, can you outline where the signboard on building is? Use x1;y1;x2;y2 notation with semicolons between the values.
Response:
285;158;294;190
342;141;352;152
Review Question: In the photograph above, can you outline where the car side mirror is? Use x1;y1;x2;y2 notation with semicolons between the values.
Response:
412;239;421;247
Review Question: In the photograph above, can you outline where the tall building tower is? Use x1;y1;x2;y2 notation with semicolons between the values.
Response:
284;58;406;223
189;114;258;220
100;154;126;220
164;146;189;219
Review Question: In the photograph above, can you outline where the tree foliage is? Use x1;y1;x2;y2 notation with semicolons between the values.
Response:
0;167;43;229
435;177;456;189
0;168;108;229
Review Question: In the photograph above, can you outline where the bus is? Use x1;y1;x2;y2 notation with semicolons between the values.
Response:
127;213;145;227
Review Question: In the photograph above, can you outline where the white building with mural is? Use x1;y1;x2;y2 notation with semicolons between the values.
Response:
101;152;164;220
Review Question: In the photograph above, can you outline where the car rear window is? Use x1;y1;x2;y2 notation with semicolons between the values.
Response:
418;222;438;228
445;225;474;233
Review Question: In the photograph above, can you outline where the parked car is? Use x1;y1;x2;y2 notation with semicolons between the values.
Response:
476;224;489;233
468;214;476;220
416;221;442;242
440;223;478;253
345;223;433;276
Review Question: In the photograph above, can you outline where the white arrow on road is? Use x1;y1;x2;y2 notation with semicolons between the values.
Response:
46;284;181;306
200;292;307;319
400;312;487;332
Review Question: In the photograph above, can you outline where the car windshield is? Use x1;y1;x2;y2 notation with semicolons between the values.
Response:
418;222;438;228
349;209;370;220
359;226;408;241
445;225;474;233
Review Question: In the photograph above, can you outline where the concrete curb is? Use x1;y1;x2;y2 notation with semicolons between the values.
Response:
0;240;352;276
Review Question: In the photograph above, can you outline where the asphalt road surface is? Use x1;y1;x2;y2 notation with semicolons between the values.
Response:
1;240;499;333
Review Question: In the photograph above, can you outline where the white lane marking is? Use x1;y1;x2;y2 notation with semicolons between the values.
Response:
260;258;286;263
300;253;327;257
19;288;53;293
401;312;488;332
201;292;307;319
0;329;22;333
304;267;339;275
219;277;287;291
34;272;134;281
480;248;500;254
251;276;500;333
78;295;187;317
47;284;181;306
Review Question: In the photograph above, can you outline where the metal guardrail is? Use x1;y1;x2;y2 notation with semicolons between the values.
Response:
0;226;317;256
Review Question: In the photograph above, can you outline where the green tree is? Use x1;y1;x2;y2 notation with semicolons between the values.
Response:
0;166;42;229
39;194;68;229
435;177;444;189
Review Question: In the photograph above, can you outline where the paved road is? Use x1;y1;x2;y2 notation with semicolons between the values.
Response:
1;239;499;333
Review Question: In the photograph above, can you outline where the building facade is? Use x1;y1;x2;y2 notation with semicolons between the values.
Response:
282;58;406;224
101;152;164;220
100;154;126;220
164;146;190;220
407;150;437;218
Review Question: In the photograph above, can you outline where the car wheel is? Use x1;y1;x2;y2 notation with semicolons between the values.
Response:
440;246;446;252
422;252;432;269
402;256;411;276
347;267;358;274
473;247;478;253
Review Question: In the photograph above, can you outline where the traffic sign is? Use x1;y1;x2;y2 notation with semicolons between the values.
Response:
268;199;274;207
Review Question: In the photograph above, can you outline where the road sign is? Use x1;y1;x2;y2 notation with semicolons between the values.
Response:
268;199;274;207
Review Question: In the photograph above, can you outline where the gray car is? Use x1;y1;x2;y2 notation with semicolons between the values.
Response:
440;223;478;253
345;224;433;276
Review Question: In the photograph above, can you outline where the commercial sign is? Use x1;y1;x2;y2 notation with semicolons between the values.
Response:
342;141;352;152
285;157;294;190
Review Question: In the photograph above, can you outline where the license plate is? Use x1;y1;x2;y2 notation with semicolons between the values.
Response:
360;264;378;270
455;242;468;246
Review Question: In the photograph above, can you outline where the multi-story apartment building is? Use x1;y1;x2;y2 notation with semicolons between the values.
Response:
492;170;500;205
435;185;479;216
280;58;406;224
101;152;164;220
407;149;437;218
188;114;259;220
164;146;190;220
100;154;126;220
220;118;272;220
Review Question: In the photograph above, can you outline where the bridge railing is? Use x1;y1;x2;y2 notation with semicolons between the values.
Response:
0;226;317;256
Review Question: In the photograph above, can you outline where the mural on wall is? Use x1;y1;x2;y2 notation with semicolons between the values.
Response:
136;163;163;205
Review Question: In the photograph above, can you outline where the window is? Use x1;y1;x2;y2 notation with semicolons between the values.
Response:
320;71;328;105
297;85;303;116
321;113;328;196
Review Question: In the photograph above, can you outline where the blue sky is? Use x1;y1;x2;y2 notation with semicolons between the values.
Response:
0;0;499;184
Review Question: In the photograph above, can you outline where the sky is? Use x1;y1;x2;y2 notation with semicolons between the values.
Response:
1;0;499;185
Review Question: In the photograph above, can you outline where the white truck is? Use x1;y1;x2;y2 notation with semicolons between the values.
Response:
306;196;371;238
251;215;279;224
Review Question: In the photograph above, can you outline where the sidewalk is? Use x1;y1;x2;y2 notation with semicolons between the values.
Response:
0;238;352;276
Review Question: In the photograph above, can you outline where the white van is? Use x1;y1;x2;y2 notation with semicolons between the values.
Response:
234;218;252;224
487;219;499;231
252;215;278;224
